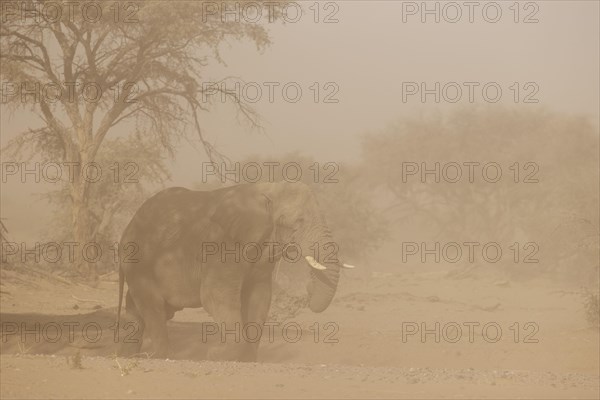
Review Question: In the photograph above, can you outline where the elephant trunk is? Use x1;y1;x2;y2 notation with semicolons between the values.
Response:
307;262;341;312
303;220;341;313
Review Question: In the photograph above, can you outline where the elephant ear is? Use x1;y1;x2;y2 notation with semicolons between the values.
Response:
209;187;275;244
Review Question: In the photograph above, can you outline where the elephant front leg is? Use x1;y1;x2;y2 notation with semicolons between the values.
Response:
201;272;246;361
240;277;273;362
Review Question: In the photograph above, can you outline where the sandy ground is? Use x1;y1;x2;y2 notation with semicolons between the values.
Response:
1;264;598;399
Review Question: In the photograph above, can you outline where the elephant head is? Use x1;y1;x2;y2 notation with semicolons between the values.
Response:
210;181;353;313
259;181;353;313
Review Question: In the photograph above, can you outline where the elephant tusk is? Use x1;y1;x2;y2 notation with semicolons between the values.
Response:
305;256;327;270
342;263;356;269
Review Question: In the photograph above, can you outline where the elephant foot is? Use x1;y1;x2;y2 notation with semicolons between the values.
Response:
149;347;169;359
206;343;259;362
207;344;246;362
239;345;259;362
146;336;169;359
117;340;142;358
116;318;144;358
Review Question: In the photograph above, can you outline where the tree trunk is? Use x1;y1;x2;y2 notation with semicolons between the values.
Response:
70;156;98;284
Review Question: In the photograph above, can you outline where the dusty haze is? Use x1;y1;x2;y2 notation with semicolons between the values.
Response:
1;1;599;399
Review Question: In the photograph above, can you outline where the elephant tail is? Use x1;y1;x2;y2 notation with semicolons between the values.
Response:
116;266;125;327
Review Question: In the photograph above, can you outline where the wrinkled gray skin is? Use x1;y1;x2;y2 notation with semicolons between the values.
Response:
117;182;343;361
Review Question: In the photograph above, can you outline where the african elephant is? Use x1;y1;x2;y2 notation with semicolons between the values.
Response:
116;181;354;361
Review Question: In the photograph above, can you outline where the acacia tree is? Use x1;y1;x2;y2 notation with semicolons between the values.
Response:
1;1;278;280
38;136;170;276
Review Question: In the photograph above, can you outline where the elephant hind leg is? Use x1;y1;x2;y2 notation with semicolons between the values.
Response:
118;290;144;357
137;300;169;358
125;283;170;359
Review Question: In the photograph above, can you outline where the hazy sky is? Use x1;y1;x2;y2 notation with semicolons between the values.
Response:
193;0;600;156
1;0;599;240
